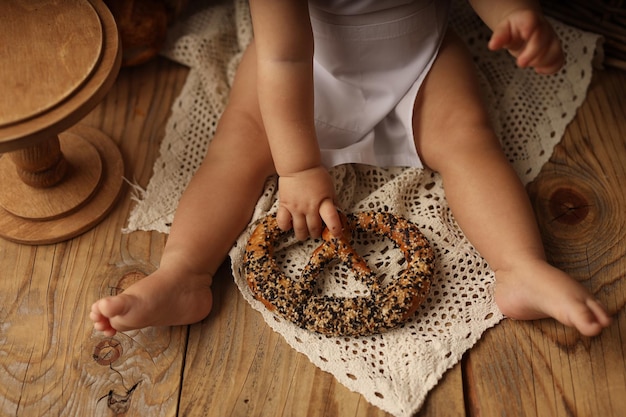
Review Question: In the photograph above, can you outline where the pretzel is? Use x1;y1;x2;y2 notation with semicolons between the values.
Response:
243;211;435;336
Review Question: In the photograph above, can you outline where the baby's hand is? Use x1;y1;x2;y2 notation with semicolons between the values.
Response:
277;165;342;241
488;9;564;74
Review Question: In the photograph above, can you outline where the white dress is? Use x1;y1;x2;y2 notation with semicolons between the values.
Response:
309;0;451;168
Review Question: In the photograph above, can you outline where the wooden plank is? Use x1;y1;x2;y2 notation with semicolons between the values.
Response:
179;263;393;417
416;363;466;417
0;57;190;416
464;68;626;417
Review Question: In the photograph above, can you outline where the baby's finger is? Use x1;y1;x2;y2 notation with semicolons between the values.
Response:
291;213;310;241
488;21;513;51
276;205;293;232
530;40;565;74
306;212;323;239
516;29;550;68
319;199;342;237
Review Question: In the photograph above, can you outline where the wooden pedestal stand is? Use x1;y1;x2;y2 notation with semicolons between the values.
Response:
0;0;124;244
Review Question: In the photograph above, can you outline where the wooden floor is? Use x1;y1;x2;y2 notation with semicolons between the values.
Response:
1;57;625;417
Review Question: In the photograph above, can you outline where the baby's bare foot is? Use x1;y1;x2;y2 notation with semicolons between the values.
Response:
90;267;213;336
494;260;611;336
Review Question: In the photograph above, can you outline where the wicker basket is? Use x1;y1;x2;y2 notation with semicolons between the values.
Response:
541;0;626;70
105;0;188;67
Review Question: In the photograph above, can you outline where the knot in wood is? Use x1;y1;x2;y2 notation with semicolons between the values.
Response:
549;188;590;225
93;339;122;365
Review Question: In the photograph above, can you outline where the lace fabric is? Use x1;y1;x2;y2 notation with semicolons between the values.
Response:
124;1;601;415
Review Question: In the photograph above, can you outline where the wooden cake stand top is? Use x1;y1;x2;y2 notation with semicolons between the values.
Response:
0;0;121;152
0;0;102;128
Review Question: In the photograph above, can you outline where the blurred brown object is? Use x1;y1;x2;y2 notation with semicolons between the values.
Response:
541;0;626;71
104;0;188;67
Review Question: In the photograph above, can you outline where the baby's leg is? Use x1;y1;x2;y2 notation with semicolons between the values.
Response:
413;32;611;336
90;43;275;336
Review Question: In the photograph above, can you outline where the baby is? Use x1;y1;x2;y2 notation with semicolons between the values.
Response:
91;0;611;337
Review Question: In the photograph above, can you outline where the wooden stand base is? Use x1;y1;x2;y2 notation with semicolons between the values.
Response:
0;125;124;244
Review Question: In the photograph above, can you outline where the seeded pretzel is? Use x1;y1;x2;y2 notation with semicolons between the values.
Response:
243;211;435;336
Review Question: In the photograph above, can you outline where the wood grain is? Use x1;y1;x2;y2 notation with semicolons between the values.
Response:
0;53;624;417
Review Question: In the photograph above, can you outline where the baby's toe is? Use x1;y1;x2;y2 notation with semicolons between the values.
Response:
570;301;607;337
586;298;612;327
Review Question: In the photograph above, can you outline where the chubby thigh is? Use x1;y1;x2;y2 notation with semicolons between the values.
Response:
412;29;501;172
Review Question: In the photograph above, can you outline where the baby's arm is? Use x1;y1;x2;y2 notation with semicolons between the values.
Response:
249;0;341;239
469;0;564;74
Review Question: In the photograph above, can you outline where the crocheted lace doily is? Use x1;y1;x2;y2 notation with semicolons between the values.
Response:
124;1;601;415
